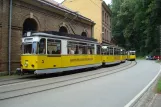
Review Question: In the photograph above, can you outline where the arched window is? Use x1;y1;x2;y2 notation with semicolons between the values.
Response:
23;18;38;35
81;32;87;37
59;26;68;34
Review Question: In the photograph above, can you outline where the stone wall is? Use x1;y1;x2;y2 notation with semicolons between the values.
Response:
0;0;9;72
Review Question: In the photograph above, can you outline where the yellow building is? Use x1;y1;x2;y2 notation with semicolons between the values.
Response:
62;0;112;43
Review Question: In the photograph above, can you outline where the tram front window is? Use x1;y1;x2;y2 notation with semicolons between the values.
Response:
23;42;38;54
131;52;135;55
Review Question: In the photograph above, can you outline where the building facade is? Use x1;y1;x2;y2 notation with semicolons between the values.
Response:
63;0;112;43
0;0;95;73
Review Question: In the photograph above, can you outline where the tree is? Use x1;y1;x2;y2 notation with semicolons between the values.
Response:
111;0;161;56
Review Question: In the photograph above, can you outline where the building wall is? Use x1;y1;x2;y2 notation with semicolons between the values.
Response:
63;0;112;43
63;0;102;42
102;4;111;43
0;0;10;72
0;0;2;24
0;0;93;72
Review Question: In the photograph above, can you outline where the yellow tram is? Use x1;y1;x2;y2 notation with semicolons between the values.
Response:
21;31;102;74
21;31;130;75
101;44;121;65
120;48;127;62
127;51;136;61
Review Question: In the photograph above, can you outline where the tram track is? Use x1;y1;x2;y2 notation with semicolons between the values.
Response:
0;61;136;100
0;61;131;90
0;61;131;86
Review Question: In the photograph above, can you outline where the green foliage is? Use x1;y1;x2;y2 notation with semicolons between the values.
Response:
157;78;161;93
111;0;161;56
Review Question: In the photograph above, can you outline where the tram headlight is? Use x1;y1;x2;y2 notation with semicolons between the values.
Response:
24;61;28;67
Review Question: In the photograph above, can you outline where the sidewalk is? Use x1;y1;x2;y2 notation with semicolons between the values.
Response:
0;74;34;81
151;94;161;107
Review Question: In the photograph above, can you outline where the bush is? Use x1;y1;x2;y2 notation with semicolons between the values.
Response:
157;79;161;93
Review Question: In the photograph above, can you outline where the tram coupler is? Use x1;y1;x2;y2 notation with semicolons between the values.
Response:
16;68;24;76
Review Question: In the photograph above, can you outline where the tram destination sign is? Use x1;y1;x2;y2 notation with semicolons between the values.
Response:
24;38;33;43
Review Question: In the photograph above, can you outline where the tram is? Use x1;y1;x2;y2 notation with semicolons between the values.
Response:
20;31;130;75
127;50;136;61
101;44;119;65
21;31;102;74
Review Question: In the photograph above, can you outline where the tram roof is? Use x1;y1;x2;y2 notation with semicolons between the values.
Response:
24;31;97;43
101;43;123;49
128;50;136;52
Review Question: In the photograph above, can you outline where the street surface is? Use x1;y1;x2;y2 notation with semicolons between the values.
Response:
0;60;160;107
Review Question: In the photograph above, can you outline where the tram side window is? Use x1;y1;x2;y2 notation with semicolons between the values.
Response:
114;48;116;55
88;44;94;54
109;47;113;55
39;38;46;54
102;46;108;55
118;49;120;55
24;44;32;54
97;45;101;55
121;50;123;55
68;42;94;55
47;39;61;54
123;50;125;55
101;47;106;55
117;49;119;55
79;43;87;54
67;42;78;54
107;47;109;55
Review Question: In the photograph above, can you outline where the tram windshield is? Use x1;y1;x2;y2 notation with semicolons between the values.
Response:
128;51;135;55
130;52;135;55
23;42;38;54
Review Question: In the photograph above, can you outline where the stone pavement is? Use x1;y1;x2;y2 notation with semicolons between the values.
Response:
151;94;161;107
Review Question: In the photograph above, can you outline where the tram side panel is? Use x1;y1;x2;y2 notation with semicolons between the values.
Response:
61;55;102;68
38;55;62;69
114;48;121;63
123;55;127;62
129;55;136;60
102;55;115;65
120;50;126;62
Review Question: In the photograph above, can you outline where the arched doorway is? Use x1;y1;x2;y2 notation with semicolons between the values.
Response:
23;18;38;35
81;32;87;37
59;26;68;34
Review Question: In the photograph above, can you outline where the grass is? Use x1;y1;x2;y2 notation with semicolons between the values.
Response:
0;71;19;78
156;78;161;93
0;75;19;79
136;56;145;60
156;60;161;63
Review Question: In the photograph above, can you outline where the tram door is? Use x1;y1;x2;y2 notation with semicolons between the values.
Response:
38;38;62;69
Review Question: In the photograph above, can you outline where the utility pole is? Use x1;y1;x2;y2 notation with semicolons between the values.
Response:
8;0;13;75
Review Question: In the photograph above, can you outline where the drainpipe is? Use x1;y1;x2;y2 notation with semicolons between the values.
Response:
8;0;12;75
